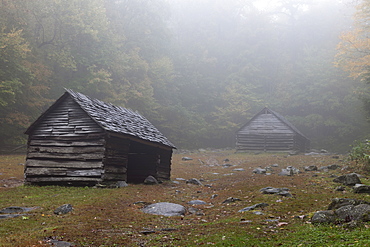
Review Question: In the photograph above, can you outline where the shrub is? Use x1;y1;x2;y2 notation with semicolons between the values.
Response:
348;139;370;171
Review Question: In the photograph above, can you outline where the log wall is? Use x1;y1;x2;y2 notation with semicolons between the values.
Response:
102;135;130;182
25;96;105;185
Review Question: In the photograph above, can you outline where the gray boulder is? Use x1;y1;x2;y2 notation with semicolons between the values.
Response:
54;204;73;215
186;178;204;186
312;204;370;224
311;198;370;225
260;187;292;197
238;203;269;212
279;166;300;176
335;204;370;222
182;157;193;161
222;197;242;204
333;173;361;186
353;184;370;194
187;200;207;205
116;181;128;187
328;198;370;210
253;168;267;174
144;175;159;185
304;165;318;171
260;187;289;194
0;206;38;214
233;168;245;172
327;164;341;170
142;202;186;217
311;210;337;224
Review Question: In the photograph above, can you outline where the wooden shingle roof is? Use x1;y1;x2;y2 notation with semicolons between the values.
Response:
238;107;309;141
26;89;176;149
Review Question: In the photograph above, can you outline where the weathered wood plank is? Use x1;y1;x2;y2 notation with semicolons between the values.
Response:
29;139;105;147
26;152;103;160
28;146;105;154
25;159;103;168
66;169;103;177
26;177;102;182
25;167;103;177
25;167;67;176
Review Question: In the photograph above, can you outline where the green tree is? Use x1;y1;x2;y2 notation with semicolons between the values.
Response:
336;0;370;121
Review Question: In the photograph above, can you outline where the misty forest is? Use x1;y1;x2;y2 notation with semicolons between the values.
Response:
1;0;370;152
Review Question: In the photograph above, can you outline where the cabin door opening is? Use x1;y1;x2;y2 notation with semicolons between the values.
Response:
127;141;158;183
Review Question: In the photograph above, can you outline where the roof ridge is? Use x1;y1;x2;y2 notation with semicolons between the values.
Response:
65;89;176;148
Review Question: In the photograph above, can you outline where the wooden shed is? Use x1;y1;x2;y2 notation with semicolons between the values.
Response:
236;107;310;152
24;89;176;186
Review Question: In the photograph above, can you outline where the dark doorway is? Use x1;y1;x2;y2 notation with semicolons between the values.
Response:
127;141;158;183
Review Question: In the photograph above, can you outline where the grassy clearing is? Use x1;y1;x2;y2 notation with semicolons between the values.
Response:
1;151;370;246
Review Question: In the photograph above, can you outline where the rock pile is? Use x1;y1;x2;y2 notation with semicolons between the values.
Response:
311;198;370;227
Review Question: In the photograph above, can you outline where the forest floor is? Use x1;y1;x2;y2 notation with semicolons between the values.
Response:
1;151;370;246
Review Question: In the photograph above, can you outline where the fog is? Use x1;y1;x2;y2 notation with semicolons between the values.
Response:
0;0;368;152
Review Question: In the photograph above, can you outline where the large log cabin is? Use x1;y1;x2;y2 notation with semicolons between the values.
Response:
24;89;176;186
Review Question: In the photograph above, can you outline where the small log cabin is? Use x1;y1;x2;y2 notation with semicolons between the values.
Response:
24;89;176;186
236;107;310;152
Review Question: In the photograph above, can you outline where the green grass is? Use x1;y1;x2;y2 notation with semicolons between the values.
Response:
1;152;370;246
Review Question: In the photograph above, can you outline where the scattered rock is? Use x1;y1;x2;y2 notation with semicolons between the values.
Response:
186;178;204;186
278;191;293;197
0;214;25;219
187;200;207;205
238;203;269;212
289;151;299;155
0;206;38;214
142;202;186;217
260;187;288;194
327;164;340;170
304;165;318;171
233;168;245;172
45;237;76;247
253;168;267;174
312;203;370;225
116;181;128;188
144;175;159;185
335;186;345;192
271;164;279;167
0;206;39;219
333;173;361;186
305;152;320;156
211;194;218;199
279;166;299;176
182;157;193;161
133;201;150;206
328;198;370;210
252;211;264;215
222;197;242;204
223;163;233;167
260;187;292;197
353;184;370;194
54;204;73;215
311;210;337;224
